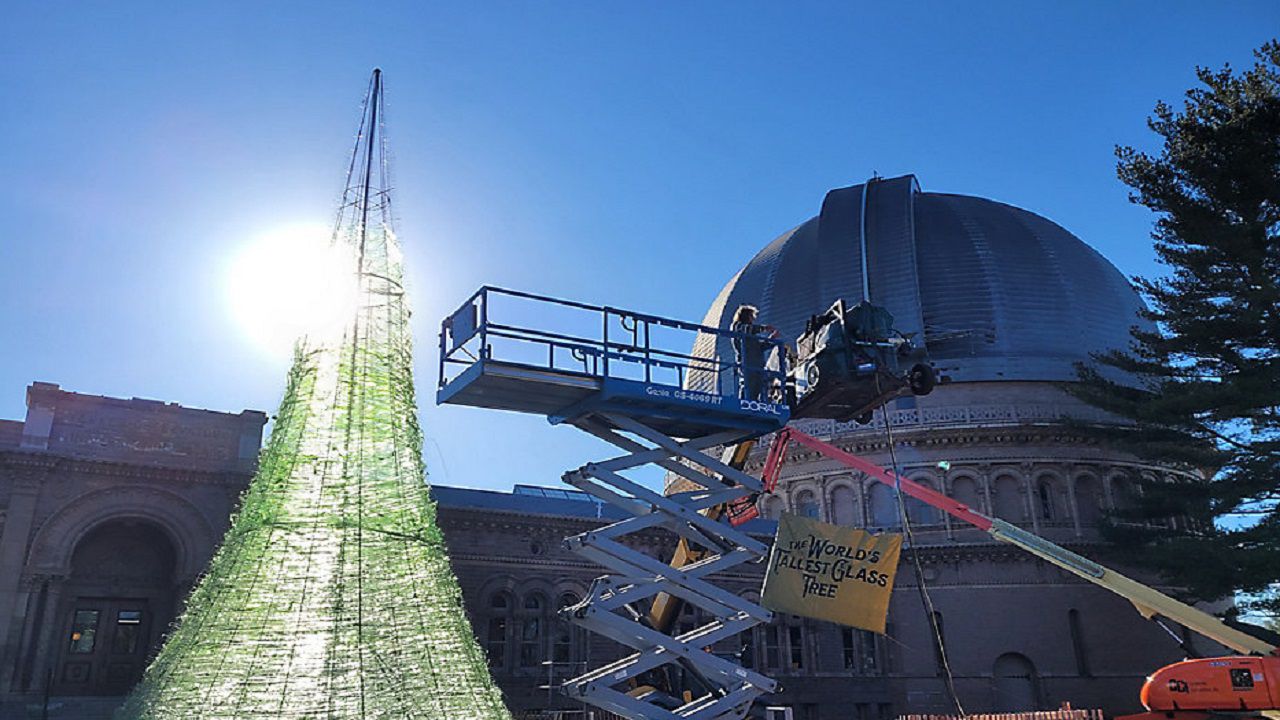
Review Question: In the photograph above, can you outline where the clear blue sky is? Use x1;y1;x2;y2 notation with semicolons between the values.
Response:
2;2;1277;492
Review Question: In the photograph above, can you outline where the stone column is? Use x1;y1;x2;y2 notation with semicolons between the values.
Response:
25;574;66;695
1021;463;1039;533
0;473;41;693
977;464;994;516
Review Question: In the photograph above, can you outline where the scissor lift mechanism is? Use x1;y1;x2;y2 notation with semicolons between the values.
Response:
437;287;791;720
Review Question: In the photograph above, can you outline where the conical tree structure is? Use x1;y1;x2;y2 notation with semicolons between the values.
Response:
117;71;512;719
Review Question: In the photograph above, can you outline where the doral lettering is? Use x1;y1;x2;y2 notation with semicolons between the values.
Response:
740;399;782;415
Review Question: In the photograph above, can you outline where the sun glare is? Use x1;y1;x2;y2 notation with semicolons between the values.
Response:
226;223;359;357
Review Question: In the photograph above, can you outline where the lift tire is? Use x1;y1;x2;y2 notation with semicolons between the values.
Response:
908;363;936;396
805;364;820;389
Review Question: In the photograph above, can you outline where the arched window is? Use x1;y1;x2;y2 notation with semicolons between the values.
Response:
907;479;940;525
519;593;547;668
993;475;1025;522
949;477;981;514
867;484;900;528
761;495;785;520
486;592;513;669
552;593;581;666
831;485;858;526
795;489;819;519
1037;479;1056;521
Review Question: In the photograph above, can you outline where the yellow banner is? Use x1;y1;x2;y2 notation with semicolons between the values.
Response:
761;512;902;633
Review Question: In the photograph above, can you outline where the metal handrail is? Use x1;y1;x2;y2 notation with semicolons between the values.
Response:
439;286;788;393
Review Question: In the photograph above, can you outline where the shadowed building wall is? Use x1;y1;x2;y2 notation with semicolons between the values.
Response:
0;382;265;718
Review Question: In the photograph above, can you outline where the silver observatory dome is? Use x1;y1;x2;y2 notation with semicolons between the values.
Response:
691;174;1149;387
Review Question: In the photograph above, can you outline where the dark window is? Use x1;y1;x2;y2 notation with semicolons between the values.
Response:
111;611;143;655
788;625;804;670
764;625;781;670
68;610;100;654
1068;609;1090;676
519;617;542;667
930;611;946;676
552;593;578;665
519;593;547;668
860;629;880;674
1038;481;1055;520
740;628;755;669
796;491;819;519
486;592;513;669
486;618;507;668
842;628;857;670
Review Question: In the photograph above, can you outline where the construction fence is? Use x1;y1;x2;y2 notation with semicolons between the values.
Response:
899;707;1106;720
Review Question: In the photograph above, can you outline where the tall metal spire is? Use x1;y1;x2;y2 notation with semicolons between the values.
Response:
117;70;512;720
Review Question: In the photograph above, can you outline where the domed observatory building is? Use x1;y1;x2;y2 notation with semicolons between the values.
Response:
681;175;1192;716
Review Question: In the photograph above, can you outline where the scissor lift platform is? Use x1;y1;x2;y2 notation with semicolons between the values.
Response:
437;287;789;720
437;286;790;437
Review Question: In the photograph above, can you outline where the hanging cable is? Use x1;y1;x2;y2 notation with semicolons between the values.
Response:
877;379;966;716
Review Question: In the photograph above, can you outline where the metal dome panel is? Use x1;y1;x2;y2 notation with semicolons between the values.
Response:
689;174;1150;389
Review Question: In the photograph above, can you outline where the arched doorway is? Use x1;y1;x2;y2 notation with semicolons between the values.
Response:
993;652;1040;711
52;519;178;696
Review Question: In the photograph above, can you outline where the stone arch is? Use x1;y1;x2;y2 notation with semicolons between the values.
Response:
68;520;177;588
760;494;785;520
477;573;521;601
50;518;185;696
828;482;859;526
552;580;588;606
993;652;1040;711
26;485;217;581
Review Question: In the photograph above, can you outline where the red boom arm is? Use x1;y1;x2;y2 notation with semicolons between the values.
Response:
761;426;994;532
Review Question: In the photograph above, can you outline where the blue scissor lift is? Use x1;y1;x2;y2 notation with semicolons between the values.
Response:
437;287;790;720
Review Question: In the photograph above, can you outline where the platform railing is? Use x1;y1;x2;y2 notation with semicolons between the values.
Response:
439;286;788;396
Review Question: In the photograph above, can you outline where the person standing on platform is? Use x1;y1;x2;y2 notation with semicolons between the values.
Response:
730;305;778;402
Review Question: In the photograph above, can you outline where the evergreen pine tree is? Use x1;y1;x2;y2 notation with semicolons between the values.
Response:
1073;41;1280;618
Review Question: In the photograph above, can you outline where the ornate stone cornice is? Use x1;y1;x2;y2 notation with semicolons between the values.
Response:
0;448;252;487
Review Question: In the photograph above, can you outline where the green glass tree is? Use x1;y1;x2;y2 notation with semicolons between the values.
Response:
116;70;512;720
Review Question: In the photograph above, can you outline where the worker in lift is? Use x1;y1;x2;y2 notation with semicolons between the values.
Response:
730;304;778;402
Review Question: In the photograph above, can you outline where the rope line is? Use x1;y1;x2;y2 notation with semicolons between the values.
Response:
878;384;966;717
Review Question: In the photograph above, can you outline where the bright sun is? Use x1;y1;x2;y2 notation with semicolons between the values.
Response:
226;223;359;357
